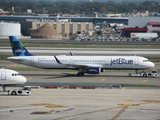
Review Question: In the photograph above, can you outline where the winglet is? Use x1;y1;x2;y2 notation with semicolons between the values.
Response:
54;55;62;64
70;52;74;56
9;36;33;56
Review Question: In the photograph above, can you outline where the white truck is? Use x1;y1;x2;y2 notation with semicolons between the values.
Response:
128;70;158;77
10;87;31;96
130;33;158;39
0;86;31;96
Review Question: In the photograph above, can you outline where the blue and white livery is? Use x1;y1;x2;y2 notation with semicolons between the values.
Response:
7;36;155;76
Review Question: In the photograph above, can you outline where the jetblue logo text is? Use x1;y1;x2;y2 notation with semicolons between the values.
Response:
110;58;133;66
15;49;26;53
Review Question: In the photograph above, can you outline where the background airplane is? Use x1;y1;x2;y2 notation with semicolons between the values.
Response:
0;68;27;91
7;36;155;76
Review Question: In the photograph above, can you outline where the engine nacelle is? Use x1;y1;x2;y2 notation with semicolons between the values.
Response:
85;67;103;74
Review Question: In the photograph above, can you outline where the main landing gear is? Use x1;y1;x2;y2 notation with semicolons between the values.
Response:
2;85;6;92
77;68;85;76
77;71;85;76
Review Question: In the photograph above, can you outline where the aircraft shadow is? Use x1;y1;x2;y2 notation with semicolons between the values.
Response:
22;73;129;79
44;73;129;79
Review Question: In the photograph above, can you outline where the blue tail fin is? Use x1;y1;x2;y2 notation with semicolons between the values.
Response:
9;36;33;56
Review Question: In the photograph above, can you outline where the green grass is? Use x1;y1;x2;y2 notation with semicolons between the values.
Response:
145;56;160;62
124;84;160;88
0;55;12;60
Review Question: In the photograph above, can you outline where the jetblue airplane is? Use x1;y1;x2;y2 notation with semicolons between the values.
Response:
7;36;155;76
0;68;27;91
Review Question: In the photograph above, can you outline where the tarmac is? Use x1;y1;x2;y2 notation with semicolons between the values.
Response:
0;47;160;120
0;88;160;120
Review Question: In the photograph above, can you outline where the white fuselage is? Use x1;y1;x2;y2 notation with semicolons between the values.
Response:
0;69;27;86
7;55;155;70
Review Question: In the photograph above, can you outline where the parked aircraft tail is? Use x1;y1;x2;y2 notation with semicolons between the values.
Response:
9;36;33;56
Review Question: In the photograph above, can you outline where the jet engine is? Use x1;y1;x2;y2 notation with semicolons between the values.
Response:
85;67;104;74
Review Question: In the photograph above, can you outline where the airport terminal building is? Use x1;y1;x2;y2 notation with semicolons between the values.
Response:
122;17;160;38
0;15;160;39
0;16;127;37
20;21;93;36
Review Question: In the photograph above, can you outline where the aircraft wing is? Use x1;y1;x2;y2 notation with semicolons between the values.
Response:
54;56;103;68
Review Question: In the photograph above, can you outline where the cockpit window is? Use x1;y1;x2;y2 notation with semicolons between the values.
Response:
143;60;150;62
12;73;21;76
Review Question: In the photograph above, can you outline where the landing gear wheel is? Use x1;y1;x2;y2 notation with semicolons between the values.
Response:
77;72;84;76
11;91;17;95
143;74;147;77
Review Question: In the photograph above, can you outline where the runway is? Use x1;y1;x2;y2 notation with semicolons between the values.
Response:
0;47;160;56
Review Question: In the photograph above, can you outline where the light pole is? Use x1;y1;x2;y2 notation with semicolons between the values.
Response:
43;7;45;15
92;8;95;16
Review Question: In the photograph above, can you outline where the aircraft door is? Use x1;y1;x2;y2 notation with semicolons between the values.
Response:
69;58;73;64
105;58;110;65
135;56;139;65
1;71;6;80
30;57;34;65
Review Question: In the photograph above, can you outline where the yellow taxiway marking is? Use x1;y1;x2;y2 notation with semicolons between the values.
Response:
142;80;148;82
53;106;121;120
27;77;33;81
112;103;140;120
125;100;135;102
69;72;74;74
140;100;160;103
46;110;54;114
101;78;106;82
30;103;68;108
111;106;128;120
118;104;140;106
11;64;17;66
30;110;54;115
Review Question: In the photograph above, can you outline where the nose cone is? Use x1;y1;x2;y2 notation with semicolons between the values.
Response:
150;62;155;68
20;76;27;84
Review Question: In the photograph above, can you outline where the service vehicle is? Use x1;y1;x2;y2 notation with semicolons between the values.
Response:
11;86;31;95
130;33;158;39
128;70;158;77
0;86;31;96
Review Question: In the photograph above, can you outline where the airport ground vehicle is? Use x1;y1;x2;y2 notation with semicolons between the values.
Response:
130;33;158;39
10;89;31;95
11;86;31;95
0;86;31;96
128;70;158;77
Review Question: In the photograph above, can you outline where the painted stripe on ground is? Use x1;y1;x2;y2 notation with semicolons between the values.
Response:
142;80;148;82
101;78;106;82
27;77;33;81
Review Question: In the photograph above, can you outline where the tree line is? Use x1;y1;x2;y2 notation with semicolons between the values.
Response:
0;1;160;15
